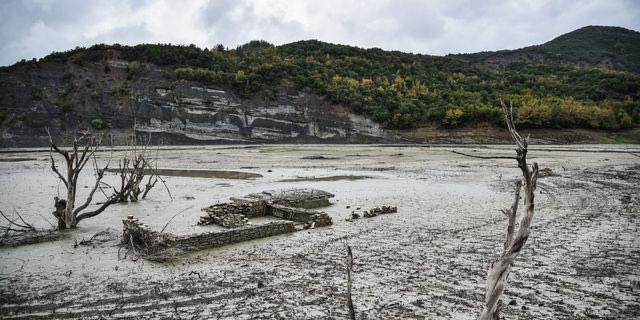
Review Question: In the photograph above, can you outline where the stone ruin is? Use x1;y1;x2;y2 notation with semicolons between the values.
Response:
122;216;296;253
200;188;334;229
122;188;334;255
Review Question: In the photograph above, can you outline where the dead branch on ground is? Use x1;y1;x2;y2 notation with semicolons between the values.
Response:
1;209;63;246
0;209;35;237
346;245;357;320
477;98;540;320
451;150;517;160
120;207;192;262
78;229;115;246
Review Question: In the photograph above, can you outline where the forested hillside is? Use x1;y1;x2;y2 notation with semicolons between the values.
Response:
453;26;640;73
1;26;639;142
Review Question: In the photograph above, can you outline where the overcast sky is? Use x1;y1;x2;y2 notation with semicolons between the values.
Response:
1;0;639;66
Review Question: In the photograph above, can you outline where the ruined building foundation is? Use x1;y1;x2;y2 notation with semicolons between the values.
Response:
122;189;334;253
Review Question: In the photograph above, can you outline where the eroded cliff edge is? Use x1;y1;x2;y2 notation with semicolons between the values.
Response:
0;59;401;147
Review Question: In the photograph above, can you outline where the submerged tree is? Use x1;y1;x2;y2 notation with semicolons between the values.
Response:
48;131;163;229
479;99;540;320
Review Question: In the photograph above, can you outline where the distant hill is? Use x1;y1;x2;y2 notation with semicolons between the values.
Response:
451;26;640;73
1;26;639;146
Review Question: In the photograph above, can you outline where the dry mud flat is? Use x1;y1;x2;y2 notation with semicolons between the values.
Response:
0;144;639;319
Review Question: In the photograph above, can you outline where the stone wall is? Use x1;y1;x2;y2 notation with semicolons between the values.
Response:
200;201;266;225
123;216;295;252
208;213;249;228
167;221;296;250
268;204;319;222
122;216;161;245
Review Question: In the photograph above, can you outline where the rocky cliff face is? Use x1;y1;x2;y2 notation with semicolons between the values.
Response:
0;59;400;147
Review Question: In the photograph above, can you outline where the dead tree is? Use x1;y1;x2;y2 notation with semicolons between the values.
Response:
112;137;166;203
49;132;130;228
48;129;168;228
115;155;159;202
49;132;114;228
478;99;540;320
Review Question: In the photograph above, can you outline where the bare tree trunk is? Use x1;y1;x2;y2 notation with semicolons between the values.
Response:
64;174;75;228
52;198;67;229
478;98;540;320
48;131;117;228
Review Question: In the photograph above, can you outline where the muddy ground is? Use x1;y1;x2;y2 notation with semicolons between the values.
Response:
0;144;639;319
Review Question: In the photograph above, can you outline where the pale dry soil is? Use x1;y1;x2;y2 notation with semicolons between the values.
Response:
0;144;639;319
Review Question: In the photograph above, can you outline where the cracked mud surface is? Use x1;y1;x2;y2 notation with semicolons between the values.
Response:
1;144;639;319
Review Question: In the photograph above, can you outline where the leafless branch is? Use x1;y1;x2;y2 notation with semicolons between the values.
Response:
452;150;517;160
160;206;193;233
0;209;35;236
73;159;107;216
146;166;173;201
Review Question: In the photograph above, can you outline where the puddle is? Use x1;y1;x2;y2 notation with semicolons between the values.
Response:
106;168;262;179
278;175;372;182
300;155;340;160
0;158;39;162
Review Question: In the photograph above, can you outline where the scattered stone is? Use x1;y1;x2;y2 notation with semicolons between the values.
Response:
362;206;398;218
351;212;360;219
539;167;555;177
267;169;273;172
304;212;332;229
509;300;517;306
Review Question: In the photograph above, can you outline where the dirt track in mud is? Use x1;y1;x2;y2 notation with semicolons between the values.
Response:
0;144;639;319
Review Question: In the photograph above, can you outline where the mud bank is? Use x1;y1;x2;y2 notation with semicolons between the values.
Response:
0;144;639;319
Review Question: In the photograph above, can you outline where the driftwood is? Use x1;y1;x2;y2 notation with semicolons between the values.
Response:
451;150;516;160
0;209;62;247
477;99;540;320
0;209;35;235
